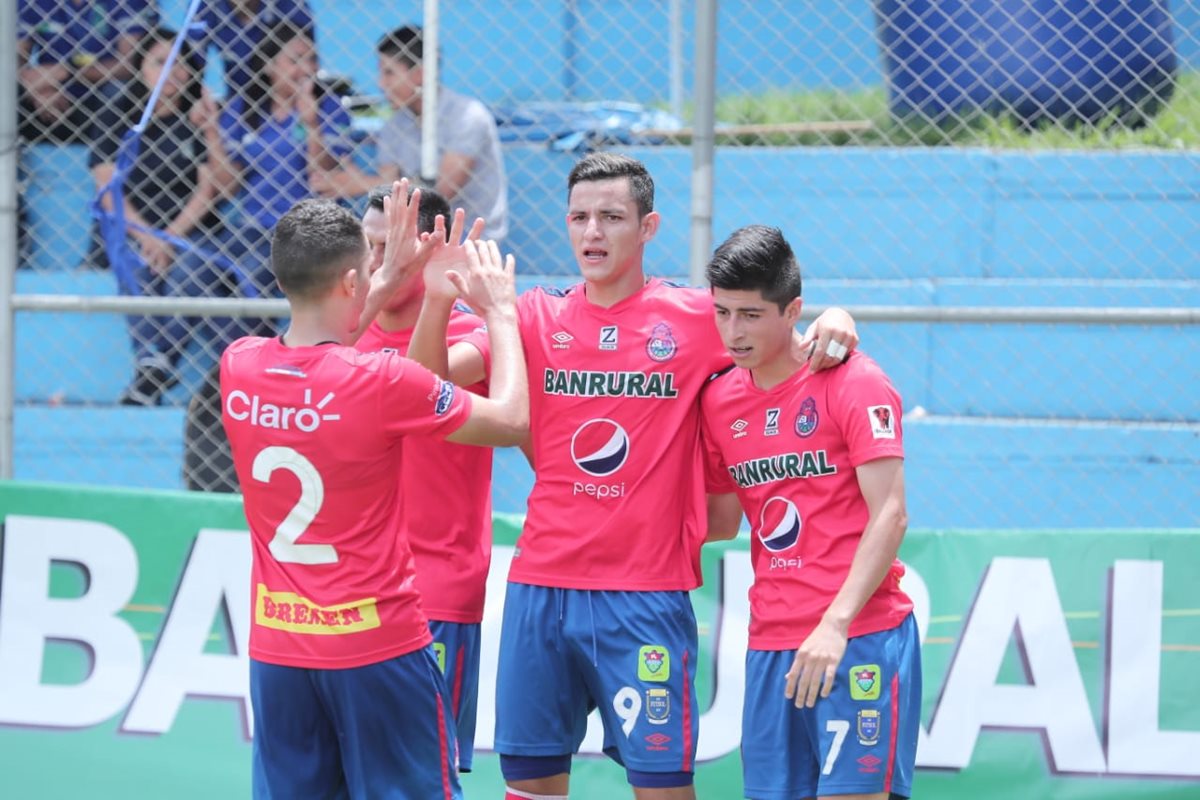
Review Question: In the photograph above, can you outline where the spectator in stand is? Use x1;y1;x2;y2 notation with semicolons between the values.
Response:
90;26;239;407
190;0;315;105
18;0;158;144
312;25;509;244
218;19;353;312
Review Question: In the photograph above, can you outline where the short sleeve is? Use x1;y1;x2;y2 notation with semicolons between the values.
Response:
318;94;353;158
829;355;905;468
701;420;737;494
219;98;250;166
379;354;473;440
440;99;492;160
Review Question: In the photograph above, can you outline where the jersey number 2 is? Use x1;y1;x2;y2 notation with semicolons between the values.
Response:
252;446;337;565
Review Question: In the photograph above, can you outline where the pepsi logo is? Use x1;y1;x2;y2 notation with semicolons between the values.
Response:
758;497;801;552
570;419;630;476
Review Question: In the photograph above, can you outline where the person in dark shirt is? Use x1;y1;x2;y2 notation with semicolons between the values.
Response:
18;0;157;143
90;27;239;406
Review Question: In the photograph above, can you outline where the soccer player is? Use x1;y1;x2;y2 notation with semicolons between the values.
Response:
409;153;859;800
357;183;492;772
220;182;526;799
700;225;920;800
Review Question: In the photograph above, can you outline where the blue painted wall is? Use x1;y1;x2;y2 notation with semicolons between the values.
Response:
154;0;1199;104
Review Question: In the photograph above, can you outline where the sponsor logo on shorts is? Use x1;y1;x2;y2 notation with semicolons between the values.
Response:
857;754;882;773
857;709;881;745
646;688;670;725
254;584;379;634
638;645;670;682
645;732;672;751
795;396;818;437
849;664;882;701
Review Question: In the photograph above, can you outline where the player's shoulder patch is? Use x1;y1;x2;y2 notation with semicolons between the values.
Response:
452;301;479;316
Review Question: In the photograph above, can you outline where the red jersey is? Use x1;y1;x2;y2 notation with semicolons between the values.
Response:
701;351;913;650
504;279;730;590
221;337;471;669
357;309;493;623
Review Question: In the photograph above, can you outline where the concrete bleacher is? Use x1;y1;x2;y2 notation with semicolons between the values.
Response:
15;138;1198;527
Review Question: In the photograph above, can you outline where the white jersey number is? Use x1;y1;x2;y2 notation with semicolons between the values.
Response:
252;446;337;565
823;719;851;775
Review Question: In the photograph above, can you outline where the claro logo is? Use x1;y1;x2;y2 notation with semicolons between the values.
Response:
225;389;340;432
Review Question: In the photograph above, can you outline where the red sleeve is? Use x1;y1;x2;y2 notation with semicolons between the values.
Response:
829;354;905;467
700;387;738;494
379;354;473;439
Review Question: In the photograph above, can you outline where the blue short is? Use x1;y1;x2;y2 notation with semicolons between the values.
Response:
495;583;699;778
250;648;461;799
742;614;921;800
429;620;482;772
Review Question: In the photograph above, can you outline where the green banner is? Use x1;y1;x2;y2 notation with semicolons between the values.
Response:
1;481;1198;798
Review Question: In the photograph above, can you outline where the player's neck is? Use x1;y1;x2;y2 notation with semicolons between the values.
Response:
584;272;649;309
281;307;353;347
749;334;807;391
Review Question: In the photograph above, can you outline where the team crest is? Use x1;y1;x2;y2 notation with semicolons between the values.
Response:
638;645;670;682
868;405;895;439
646;323;677;362
645;688;670;724
849;664;882;701
857;709;880;745
795;396;819;437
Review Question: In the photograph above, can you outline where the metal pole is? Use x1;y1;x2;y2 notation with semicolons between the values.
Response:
669;0;684;121
0;0;18;479
688;0;717;287
420;0;440;185
563;0;579;101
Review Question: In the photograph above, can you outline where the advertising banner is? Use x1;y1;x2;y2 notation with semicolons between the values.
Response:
1;481;1197;798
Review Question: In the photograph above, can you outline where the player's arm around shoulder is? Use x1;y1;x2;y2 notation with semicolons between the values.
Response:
700;372;743;542
444;240;528;447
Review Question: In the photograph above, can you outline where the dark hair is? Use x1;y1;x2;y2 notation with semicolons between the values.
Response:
377;25;423;69
242;20;317;132
706;225;802;311
567;153;655;217
131;27;203;115
366;183;451;240
271;200;366;301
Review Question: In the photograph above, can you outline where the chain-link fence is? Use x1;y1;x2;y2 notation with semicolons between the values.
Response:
5;0;1199;528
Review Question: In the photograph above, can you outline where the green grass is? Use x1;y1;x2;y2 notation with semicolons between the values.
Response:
710;71;1200;149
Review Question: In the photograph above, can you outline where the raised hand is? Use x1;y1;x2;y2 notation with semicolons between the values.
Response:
424;207;487;303
445;239;516;318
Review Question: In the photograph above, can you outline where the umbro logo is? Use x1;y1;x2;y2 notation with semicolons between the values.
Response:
551;331;573;350
731;419;749;439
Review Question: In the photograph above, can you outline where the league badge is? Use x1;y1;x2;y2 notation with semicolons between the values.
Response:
795;396;819;437
638;645;671;682
645;688;670;724
868;405;895;439
646;322;677;362
857;709;881;745
432;641;447;674
849;664;882;701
